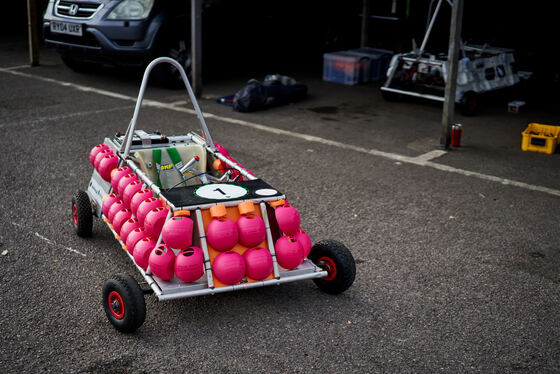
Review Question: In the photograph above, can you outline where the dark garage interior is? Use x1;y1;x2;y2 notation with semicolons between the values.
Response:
4;0;558;103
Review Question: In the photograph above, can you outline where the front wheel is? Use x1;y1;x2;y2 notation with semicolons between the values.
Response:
72;190;93;237
309;240;356;294
102;274;146;333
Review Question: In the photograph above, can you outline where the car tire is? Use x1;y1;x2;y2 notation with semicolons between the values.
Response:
102;274;146;333
72;190;93;237
151;38;192;88
308;240;356;295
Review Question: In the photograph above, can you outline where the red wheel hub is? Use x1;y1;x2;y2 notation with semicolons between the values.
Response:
108;291;125;320
317;256;337;281
72;203;78;226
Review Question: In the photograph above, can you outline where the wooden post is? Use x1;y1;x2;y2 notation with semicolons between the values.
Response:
191;0;202;98
440;0;464;149
360;0;370;48
27;0;40;66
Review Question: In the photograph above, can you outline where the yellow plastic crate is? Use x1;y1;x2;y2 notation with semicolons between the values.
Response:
521;123;560;154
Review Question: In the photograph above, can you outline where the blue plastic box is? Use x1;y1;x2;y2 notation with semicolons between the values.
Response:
347;47;393;81
323;52;370;85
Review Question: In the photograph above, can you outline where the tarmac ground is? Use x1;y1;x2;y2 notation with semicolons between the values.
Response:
0;39;559;373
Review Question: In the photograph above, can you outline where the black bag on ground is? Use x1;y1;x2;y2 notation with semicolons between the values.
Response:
233;78;307;112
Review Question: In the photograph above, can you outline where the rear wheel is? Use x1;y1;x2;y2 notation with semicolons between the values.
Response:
72;190;92;237
309;240;356;294
102;274;146;333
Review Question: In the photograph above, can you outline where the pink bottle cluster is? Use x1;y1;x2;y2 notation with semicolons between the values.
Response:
89;144;118;182
91;145;311;286
205;202;274;285
92;143;203;283
273;201;311;270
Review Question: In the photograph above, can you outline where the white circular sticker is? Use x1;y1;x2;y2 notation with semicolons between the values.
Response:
194;184;248;200
255;188;278;196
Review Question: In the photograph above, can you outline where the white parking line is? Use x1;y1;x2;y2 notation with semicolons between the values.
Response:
412;150;448;162
2;66;559;198
34;232;87;257
1;64;29;71
0;105;134;129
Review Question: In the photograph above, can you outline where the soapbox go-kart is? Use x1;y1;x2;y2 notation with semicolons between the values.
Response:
72;57;356;333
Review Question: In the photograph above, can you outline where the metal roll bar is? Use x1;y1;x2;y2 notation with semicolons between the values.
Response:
121;57;216;159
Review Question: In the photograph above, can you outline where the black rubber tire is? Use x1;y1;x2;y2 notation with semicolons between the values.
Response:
151;38;192;88
102;274;146;333
459;91;478;116
72;190;92;237
309;240;356;295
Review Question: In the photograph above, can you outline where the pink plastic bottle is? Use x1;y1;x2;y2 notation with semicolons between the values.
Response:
133;236;156;270
213;251;245;285
136;197;162;226
294;228;312;258
274;201;300;236
112;209;132;235
236;201;266;248
119;217;141;244
206;205;238;252
148;244;176;281
174;246;204;282
98;154;119;182
144;207;169;239
101;193;120;218
275;235;304;270
130;189;153;217
89;144;109;166
125;227;147;255
244;247;273;280
94;149;113;170
110;166;131;192
117;173;138;196
107;200;126;223
161;215;194;249
122;180;143;209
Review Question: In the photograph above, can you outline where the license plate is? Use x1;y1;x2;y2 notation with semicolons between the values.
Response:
50;21;82;36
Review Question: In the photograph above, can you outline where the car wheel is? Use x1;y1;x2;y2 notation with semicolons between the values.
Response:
308;240;356;294
151;38;192;88
102;274;146;333
72;190;93;237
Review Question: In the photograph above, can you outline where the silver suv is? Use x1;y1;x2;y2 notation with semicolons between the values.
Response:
43;0;190;83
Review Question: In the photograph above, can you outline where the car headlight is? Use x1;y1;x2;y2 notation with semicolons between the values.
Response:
107;0;154;20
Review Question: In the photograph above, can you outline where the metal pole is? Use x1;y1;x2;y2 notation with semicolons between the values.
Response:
419;0;443;53
360;0;370;48
191;0;202;98
440;0;463;149
27;0;40;66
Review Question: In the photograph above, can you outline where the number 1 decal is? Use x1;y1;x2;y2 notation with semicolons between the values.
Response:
195;183;249;200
